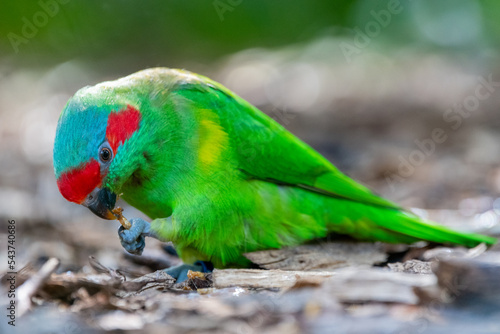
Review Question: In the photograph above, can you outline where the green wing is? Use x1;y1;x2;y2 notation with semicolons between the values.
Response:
231;104;400;209
174;70;399;210
202;79;497;246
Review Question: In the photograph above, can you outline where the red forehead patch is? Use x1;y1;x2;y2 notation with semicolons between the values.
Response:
57;159;101;204
106;105;141;152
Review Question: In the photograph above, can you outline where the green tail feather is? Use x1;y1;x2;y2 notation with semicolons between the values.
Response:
376;212;497;247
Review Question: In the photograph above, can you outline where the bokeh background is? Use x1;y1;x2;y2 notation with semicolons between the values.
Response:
1;0;500;305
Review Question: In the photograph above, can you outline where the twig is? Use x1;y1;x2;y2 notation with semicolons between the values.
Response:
17;257;60;317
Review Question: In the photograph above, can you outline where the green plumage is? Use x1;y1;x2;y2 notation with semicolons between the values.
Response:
57;68;497;267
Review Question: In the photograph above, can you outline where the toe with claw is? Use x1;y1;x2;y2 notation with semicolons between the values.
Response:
118;218;152;255
164;261;213;282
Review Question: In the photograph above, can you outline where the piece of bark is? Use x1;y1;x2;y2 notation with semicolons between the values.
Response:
413;284;444;305
41;272;122;300
423;243;487;261
321;267;437;304
432;251;500;306
388;260;433;274
422;247;469;261
69;288;113;313
214;267;435;304
120;270;175;293
244;242;387;271
37;255;176;301
212;269;336;289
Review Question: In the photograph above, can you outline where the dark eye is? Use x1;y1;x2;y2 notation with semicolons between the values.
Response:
99;147;112;162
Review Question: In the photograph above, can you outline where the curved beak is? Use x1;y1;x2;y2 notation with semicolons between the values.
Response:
83;187;117;220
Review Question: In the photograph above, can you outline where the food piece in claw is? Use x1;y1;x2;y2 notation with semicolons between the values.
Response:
187;270;206;280
112;207;132;229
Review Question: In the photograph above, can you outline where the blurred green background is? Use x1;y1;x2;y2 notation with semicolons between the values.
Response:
2;0;500;69
1;0;500;273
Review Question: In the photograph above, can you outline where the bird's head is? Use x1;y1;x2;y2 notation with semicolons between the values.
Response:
54;68;207;219
53;81;143;220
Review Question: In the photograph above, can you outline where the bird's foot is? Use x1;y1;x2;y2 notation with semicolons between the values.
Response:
164;261;213;282
118;218;154;255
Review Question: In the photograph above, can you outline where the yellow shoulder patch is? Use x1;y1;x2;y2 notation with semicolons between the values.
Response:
197;109;229;167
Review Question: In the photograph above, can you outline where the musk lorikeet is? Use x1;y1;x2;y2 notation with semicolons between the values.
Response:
53;68;497;278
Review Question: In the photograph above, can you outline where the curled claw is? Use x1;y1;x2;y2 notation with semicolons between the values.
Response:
118;218;151;255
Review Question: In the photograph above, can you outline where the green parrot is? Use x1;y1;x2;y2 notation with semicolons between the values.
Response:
53;68;497;279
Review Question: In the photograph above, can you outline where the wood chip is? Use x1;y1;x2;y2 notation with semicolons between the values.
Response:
212;269;335;289
432;251;500;306
120;270;175;293
322;267;437;304
244;242;387;271
388;260;433;275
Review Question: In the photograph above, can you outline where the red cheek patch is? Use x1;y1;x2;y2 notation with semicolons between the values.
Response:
57;159;101;204
106;105;141;152
57;106;140;204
